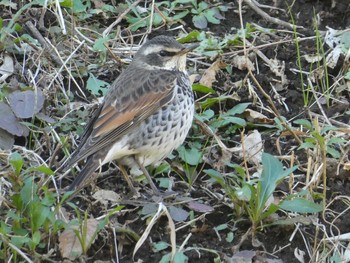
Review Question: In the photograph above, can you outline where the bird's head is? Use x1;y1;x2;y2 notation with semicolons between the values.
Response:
132;35;198;72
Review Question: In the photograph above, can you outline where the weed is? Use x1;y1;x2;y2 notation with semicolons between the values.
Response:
206;153;322;234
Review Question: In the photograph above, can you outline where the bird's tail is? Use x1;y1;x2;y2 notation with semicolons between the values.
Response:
67;156;100;191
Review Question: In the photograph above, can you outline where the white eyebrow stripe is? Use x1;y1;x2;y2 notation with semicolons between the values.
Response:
141;45;180;56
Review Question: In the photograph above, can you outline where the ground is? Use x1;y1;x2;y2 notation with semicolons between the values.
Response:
0;0;349;262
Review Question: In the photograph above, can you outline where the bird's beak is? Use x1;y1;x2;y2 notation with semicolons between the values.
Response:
177;43;199;56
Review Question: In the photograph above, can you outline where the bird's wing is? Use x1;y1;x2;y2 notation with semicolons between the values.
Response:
63;67;179;168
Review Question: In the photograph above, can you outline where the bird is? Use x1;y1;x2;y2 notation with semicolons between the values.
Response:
60;35;198;194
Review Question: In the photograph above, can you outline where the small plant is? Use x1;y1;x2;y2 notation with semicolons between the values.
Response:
205;153;322;235
124;0;229;32
0;152;65;261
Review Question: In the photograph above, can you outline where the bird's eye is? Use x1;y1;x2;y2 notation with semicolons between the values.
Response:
159;50;175;57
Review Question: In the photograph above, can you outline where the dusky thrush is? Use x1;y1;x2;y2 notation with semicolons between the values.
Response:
60;35;197;194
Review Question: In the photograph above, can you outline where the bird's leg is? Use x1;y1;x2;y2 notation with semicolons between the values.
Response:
118;163;138;195
134;157;161;196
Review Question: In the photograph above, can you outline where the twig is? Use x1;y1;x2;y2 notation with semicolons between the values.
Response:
25;21;63;67
243;0;303;30
103;0;142;37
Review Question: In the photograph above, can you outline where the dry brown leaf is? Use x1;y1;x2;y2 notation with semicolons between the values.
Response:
92;189;121;205
59;218;99;260
243;109;272;123
199;60;227;88
232;130;263;166
344;163;350;171
0;55;14;82
232;55;255;71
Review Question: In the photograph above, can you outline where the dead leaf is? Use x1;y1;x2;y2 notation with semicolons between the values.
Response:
232;55;255;71
344;163;350;171
199;60;227;88
0;102;29;136
0;55;14;82
232;130;263;166
243;109;272;123
0;128;14;150
92;189;121;205
59;218;99;260
188;201;214;213
169;206;189;222
8;89;44;118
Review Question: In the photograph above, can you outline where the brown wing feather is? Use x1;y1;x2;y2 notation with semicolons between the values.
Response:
62;66;178;169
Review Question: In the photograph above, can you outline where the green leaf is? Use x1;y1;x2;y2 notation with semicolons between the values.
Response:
29;165;54;176
214;223;228;231
9;152;23;175
172;10;190;21
204;9;221;24
199;95;233;109
192;83;216;94
226;102;250;116
178;30;201;43
197;1;208;12
160;253;171;263
93;37;109;52
153;13;163;26
212;116;246;128
298;141;316;150
152;241;169;252
226;232;234;242
174;251;188;263
326;147;341;159
193;15;207;29
258;153;298;211
279;198;323;213
195;109;214;122
203;169;224;185
177;146;202;166
86;73;110;96
236;184;251;202
293;119;313;129
20;177;37;207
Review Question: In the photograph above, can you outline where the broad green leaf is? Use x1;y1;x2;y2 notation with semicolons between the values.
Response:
236;184;251;202
160;253;172;263
293;119;312;129
199;95;233;109
86;73;110;96
20;178;37;207
172;10;190;21
279;198;323;213
93;37;109;52
326;147;340;159
258;153;298;211
298;142;316;150
212;116;246;128
203;169;224;185
169;206;189;222
152;241;169;252
29;165;54;176
178;30;201;43
9;152;23;175
192;83;216;94
226;232;234;242
197;1;208;12
195;109;214;122
174;251;188;263
226;102;250;116
204;9;221;24
193;14;207;29
214;224;228;231
177;146;202;166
